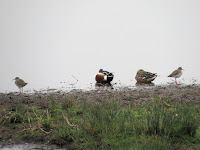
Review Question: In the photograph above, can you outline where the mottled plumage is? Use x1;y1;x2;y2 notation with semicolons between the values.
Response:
135;69;157;83
14;77;27;93
168;67;184;84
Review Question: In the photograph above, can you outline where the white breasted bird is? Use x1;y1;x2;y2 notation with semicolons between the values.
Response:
95;69;114;85
168;67;184;84
13;77;27;93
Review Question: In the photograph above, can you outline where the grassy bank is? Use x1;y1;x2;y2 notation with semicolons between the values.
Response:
1;94;200;149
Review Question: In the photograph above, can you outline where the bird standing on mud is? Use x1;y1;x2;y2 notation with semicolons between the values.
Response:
95;69;114;86
168;67;184;84
135;69;157;83
13;77;27;93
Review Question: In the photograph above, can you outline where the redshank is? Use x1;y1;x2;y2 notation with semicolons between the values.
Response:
168;67;184;84
13;77;27;93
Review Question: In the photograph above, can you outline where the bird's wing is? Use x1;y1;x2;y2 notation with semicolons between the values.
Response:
19;79;27;86
141;71;157;79
168;70;178;77
103;71;113;77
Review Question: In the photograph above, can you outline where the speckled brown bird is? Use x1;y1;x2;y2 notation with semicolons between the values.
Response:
168;67;184;84
13;77;27;93
135;69;157;83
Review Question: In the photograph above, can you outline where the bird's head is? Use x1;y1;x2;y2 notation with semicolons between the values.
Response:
178;67;184;71
137;69;144;74
99;69;104;73
13;77;20;80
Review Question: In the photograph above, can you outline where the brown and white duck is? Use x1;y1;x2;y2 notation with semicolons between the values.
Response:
95;69;114;85
135;69;157;83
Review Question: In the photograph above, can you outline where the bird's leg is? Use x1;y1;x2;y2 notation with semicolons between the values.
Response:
22;88;23;93
175;78;178;85
20;88;21;93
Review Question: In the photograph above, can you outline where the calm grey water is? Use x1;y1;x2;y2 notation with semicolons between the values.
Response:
0;144;65;150
0;70;199;93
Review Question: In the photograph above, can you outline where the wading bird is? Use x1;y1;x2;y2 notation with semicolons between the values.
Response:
168;67;184;84
13;77;27;93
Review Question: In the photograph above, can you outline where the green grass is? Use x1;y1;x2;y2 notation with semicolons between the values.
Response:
2;96;200;149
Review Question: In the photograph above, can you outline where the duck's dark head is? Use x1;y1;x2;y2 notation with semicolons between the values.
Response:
99;69;104;73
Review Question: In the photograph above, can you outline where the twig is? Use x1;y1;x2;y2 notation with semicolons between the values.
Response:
26;111;32;129
71;75;78;82
162;100;172;107
69;75;79;86
22;122;36;132
62;113;77;127
32;108;38;118
39;127;50;134
46;109;51;121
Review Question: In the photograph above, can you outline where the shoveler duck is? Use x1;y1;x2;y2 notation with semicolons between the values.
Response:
13;77;27;93
135;69;157;83
95;69;114;85
168;67;184;84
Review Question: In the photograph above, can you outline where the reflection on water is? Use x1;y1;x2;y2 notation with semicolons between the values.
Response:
135;82;155;87
95;82;114;89
0;144;65;150
0;72;199;93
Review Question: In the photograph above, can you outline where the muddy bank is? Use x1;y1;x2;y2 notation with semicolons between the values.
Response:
0;84;200;148
1;84;199;108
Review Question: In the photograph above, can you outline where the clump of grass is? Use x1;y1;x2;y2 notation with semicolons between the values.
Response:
73;101;136;149
133;136;171;150
62;97;75;110
141;97;199;138
3;96;199;150
68;97;200;149
41;120;51;132
9;113;23;124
